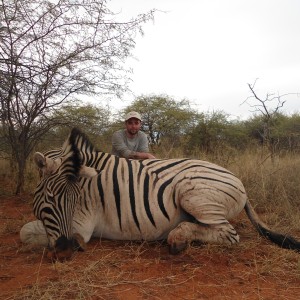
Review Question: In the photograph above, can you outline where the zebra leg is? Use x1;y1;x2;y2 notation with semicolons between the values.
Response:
20;220;48;247
167;221;239;254
168;195;240;254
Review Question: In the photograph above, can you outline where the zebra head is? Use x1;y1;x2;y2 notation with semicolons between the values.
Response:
33;131;97;260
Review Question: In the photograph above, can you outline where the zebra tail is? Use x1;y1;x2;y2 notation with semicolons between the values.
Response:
244;199;300;252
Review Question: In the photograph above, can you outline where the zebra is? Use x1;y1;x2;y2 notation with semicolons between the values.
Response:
20;128;300;260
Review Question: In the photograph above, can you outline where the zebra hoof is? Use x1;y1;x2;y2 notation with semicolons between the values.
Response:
169;241;188;255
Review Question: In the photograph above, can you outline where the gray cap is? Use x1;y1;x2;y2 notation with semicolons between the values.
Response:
125;111;142;121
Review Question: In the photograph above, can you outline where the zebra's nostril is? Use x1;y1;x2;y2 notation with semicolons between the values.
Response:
55;235;71;252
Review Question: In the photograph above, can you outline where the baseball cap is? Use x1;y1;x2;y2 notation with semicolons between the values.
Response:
125;111;142;121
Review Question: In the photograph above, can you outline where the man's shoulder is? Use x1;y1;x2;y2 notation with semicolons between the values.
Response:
137;131;148;142
138;131;147;138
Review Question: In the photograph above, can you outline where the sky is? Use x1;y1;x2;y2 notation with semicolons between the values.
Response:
107;0;300;119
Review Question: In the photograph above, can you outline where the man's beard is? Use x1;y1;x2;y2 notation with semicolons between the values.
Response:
128;129;138;135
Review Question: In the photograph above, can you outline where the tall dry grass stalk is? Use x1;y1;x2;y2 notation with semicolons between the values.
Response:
231;151;300;231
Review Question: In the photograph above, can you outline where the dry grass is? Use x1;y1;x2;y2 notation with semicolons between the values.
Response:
8;241;196;299
6;238;300;300
230;151;300;231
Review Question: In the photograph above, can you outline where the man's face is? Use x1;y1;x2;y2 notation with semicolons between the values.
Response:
125;118;141;136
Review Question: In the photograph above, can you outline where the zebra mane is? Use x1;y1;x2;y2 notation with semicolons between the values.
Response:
67;128;99;177
69;127;97;153
60;129;82;181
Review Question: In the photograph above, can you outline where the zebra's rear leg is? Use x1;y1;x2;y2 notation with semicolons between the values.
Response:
167;221;239;254
168;193;241;254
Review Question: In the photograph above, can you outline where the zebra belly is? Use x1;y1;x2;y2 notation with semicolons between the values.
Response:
91;211;186;241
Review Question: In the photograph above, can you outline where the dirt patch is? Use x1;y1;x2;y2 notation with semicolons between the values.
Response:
1;195;300;300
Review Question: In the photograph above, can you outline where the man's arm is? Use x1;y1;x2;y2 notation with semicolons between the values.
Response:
128;151;156;159
128;132;155;159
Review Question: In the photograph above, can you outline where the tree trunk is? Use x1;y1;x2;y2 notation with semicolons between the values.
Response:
15;156;26;195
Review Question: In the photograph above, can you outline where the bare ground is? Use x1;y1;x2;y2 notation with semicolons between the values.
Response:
1;194;300;300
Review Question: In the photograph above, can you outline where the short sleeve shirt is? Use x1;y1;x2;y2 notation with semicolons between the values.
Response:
111;129;149;158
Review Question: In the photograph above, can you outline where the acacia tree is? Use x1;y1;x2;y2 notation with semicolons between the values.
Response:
187;111;231;153
0;0;154;194
48;101;112;150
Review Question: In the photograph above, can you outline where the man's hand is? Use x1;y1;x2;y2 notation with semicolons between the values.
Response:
129;152;156;159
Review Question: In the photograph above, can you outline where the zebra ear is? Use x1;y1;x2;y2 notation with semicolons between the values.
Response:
34;152;46;168
34;152;61;177
79;166;98;178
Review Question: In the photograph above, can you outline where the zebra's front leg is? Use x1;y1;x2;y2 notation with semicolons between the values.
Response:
20;220;49;246
167;221;239;254
20;221;87;254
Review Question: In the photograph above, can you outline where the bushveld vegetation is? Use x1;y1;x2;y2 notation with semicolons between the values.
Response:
0;0;154;194
1;93;300;198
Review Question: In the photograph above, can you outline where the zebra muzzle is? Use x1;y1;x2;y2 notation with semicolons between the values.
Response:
46;234;86;261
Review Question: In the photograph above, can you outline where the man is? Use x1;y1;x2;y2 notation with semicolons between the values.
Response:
112;111;156;159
